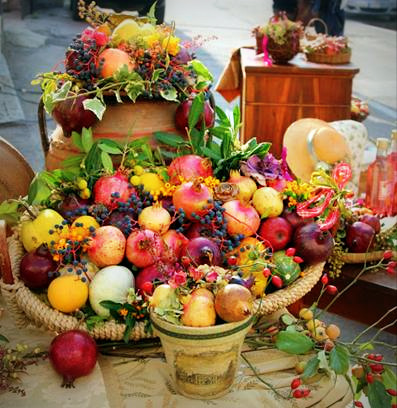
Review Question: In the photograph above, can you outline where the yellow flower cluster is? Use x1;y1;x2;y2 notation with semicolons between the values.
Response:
284;180;314;207
151;182;177;201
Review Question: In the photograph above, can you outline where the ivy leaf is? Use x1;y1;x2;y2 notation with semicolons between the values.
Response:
125;81;145;102
71;131;83;151
83;97;106;120
368;381;392;408
0;200;20;226
275;331;314;355
113;89;123;104
329;344;349;375
152;68;165;82
52;81;72;101
188;93;204;130
160;86;178;102
302;355;319;379
190;60;213;82
81;127;94;153
101;151;113;172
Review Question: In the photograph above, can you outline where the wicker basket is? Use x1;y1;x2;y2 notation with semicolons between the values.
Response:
306;50;351;65
1;232;324;341
341;250;397;264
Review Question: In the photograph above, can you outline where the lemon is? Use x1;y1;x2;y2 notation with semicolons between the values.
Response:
47;275;88;313
140;172;164;192
71;215;99;239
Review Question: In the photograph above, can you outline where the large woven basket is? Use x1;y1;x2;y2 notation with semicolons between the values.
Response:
306;50;351;65
341;250;397;264
1;232;324;341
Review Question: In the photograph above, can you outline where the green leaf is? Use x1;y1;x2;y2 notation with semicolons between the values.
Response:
152;68;165;82
99;300;123;311
123;314;135;343
0;334;9;342
382;367;397;391
233;105;241;129
52;81;72;101
302;355;320;379
154;132;186;147
85;315;107;331
201;146;221;160
81;127;94;153
188;93;205;130
359;342;374;351
160;86;178;102
146;0;158;21
113;89;123;103
190;128;203;153
329;344;349;375
190;60;213;82
0;200;20;226
368;381;392;408
61;154;84;169
101;151;113;172
125;81;145;102
317;350;330;373
27;175;52;205
71;131;83;151
83;97;106;120
215;106;231;127
275;331;314;355
98;142;122;155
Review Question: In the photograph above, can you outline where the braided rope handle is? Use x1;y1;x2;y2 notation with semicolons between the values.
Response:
305;18;328;36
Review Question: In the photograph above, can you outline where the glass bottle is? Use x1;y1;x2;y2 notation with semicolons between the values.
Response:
365;138;390;215
387;130;397;216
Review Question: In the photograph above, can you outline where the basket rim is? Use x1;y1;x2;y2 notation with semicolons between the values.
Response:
341;250;397;264
3;233;324;340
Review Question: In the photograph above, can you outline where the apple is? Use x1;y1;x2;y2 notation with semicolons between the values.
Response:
97;48;134;78
259;217;293;251
346;222;375;253
20;245;57;289
360;214;381;234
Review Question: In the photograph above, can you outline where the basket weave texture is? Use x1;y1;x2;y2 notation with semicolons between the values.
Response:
1;232;324;341
306;50;351;65
341;250;397;264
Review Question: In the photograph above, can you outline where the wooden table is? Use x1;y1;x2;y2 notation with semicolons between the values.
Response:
239;48;360;157
303;264;397;334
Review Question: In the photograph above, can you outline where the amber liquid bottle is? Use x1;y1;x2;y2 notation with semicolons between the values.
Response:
365;138;390;215
387;130;397;216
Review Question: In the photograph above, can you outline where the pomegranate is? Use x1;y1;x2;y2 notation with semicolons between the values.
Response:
346;221;375;253
126;229;165;268
185;222;211;239
162;229;189;260
181;237;222;266
360;214;381;234
227;170;257;202
175;99;215;133
135;263;173;292
282;208;312;231
172;181;213;220
93;170;133;208
222;200;260;237
49;330;97;388
87;225;126;268
52;95;97;137
138;203;171;234
293;223;334;265
104;210;135;237
58;194;89;220
168;155;213;185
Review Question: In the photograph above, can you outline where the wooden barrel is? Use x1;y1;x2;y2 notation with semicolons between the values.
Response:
39;99;182;170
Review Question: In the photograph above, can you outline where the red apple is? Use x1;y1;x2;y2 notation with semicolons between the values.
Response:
360;214;381;234
259;217;293;251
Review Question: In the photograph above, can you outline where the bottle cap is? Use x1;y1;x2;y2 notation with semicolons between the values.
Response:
376;138;389;150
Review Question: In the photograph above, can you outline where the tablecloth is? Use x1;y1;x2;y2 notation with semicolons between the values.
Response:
0;298;355;408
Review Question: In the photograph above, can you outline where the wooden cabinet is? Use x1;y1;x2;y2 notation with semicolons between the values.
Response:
240;48;359;157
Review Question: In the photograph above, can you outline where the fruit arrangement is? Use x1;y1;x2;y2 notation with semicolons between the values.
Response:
351;97;370;122
33;2;214;136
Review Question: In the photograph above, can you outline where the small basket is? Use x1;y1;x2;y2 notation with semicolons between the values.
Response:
1;231;324;341
342;250;397;264
306;50;351;65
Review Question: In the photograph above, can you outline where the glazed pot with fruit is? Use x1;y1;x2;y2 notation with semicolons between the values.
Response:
150;312;253;400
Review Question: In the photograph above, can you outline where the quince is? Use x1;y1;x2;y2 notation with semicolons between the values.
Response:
20;209;68;252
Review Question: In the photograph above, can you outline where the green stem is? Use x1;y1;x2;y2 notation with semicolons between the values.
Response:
352;355;397;367
241;354;287;399
367;318;397;344
351;306;397;344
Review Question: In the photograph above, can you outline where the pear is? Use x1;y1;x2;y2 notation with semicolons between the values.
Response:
215;284;253;322
181;288;216;327
150;284;174;308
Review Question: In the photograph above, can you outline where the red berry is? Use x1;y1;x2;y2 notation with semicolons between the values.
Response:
326;285;338;295
272;275;283;288
262;267;271;278
383;250;393;260
181;256;191;266
293;256;304;264
286;247;296;257
392;404;397;408
367;353;376;360
386;261;396;274
370;363;384;373
373;354;383;362
366;373;374;383
321;274;329;285
141;281;153;295
227;256;237;266
387;389;397;396
302;389;311;397
290;378;301;389
354;402;364;408
292;389;304;398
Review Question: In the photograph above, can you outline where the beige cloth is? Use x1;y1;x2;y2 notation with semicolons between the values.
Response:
0;299;353;408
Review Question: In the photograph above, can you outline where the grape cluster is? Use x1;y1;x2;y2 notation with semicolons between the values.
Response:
327;239;346;278
65;35;103;89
